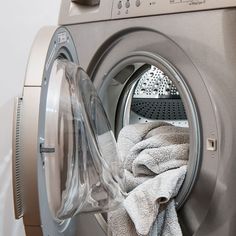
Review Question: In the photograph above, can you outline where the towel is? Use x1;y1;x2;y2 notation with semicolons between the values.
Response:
108;122;189;236
120;125;189;173
108;166;186;236
149;200;182;236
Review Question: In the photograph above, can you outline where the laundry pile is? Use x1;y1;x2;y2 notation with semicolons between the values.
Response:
108;122;189;236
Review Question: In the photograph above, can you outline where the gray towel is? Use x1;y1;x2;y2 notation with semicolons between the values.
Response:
124;166;187;236
123;132;189;173
117;122;171;160
132;143;189;177
117;122;188;162
109;122;189;236
150;200;182;236
108;167;187;236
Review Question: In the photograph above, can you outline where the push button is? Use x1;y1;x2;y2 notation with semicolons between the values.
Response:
136;0;141;7
125;0;130;8
118;0;122;9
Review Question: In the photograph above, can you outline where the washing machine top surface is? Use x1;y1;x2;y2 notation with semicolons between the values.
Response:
59;0;236;24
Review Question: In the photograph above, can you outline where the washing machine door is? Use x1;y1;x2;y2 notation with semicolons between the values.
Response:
42;59;124;217
12;27;123;236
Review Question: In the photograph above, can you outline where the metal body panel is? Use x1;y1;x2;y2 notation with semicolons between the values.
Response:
65;8;236;235
59;0;236;24
25;27;57;86
111;0;236;20
59;0;113;25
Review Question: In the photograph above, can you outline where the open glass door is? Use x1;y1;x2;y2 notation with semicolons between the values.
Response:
43;59;124;221
12;27;124;236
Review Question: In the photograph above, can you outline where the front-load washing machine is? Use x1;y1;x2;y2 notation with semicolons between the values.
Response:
12;0;236;235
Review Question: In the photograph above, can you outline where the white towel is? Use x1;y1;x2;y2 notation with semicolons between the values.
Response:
108;122;189;236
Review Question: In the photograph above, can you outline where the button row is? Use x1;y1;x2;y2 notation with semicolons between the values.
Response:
117;0;141;9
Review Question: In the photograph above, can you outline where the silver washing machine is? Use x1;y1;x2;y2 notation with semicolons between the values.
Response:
12;0;236;235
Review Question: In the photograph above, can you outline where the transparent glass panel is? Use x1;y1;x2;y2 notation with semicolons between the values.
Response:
44;59;124;221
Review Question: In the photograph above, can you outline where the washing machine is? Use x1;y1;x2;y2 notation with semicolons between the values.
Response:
12;0;236;235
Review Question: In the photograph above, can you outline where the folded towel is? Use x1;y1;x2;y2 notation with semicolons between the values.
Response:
109;122;189;236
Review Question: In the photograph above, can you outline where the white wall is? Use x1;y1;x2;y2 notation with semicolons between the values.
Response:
0;1;60;235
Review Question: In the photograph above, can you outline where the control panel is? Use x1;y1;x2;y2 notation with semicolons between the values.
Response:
112;0;236;19
59;0;236;24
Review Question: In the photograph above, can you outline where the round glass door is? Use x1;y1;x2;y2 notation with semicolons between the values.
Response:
43;59;124;221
